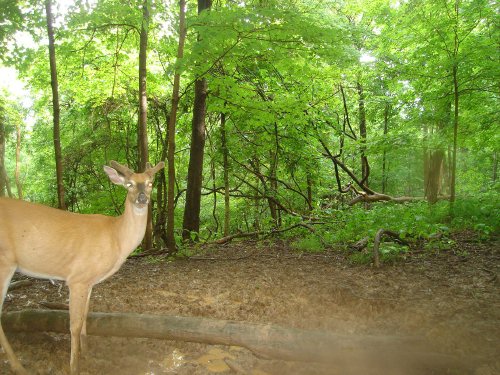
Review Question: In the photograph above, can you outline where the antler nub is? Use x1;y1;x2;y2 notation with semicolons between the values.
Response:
146;161;165;176
110;160;134;177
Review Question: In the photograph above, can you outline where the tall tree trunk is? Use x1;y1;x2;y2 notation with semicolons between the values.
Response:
220;112;230;236
493;151;498;183
357;82;369;186
306;172;313;212
450;65;459;204
450;0;460;206
138;0;152;250
381;102;389;194
15;122;22;199
0;117;13;198
45;0;66;210
267;122;279;226
166;0;187;251
182;0;211;241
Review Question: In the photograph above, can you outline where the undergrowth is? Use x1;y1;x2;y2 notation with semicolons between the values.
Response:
287;194;498;264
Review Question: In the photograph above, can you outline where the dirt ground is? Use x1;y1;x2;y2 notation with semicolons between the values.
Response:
1;232;499;375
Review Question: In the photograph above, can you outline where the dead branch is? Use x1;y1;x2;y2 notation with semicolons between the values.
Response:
213;222;318;245
350;237;369;252
373;229;409;268
8;280;33;291
348;192;420;206
38;301;69;310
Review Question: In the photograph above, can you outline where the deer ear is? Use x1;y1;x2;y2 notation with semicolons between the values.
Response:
104;166;126;186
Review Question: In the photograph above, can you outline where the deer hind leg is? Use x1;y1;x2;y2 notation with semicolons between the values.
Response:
68;283;92;375
0;264;28;375
80;286;92;355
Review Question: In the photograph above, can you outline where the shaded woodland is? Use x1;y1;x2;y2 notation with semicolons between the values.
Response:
0;0;498;256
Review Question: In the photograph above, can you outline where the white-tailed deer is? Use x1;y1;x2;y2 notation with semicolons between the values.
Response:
0;160;164;374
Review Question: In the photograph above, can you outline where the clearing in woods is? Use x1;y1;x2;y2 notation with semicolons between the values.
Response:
2;232;499;375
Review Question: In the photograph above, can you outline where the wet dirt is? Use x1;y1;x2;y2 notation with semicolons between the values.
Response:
1;232;499;375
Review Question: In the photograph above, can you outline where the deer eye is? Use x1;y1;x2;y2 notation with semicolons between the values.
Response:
125;182;133;188
147;181;153;188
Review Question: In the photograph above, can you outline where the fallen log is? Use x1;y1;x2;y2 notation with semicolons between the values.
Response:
2;309;466;372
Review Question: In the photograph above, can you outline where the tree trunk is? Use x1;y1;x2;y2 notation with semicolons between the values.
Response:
15;122;23;199
450;65;459;205
182;0;211;241
306;172;313;212
381;102;389;194
357;82;369;186
45;0;66;210
493;151;498;183
166;0;187;252
269;122;279;226
424;149;445;204
3;309;454;371
0;117;12;198
220;112;230;236
138;0;152;250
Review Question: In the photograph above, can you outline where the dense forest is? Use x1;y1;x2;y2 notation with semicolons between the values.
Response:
0;0;498;257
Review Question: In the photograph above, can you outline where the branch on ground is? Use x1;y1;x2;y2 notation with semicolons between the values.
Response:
373;229;409;268
3;309;462;371
213;222;318;245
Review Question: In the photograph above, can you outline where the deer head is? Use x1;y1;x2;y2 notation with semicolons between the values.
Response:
104;161;165;215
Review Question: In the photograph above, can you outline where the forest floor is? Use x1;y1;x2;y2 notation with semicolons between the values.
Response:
2;231;499;375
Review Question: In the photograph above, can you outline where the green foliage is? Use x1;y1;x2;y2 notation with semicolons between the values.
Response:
291;235;324;253
0;0;497;253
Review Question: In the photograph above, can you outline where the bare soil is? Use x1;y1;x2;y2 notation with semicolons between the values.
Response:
2;232;499;375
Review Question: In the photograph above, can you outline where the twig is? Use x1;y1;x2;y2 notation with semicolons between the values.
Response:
39;301;69;310
8;280;33;291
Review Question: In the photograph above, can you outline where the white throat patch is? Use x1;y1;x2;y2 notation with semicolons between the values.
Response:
133;205;148;216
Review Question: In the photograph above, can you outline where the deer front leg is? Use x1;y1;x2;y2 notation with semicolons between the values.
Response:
69;283;91;375
0;265;28;375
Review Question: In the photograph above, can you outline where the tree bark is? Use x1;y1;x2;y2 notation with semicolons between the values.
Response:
424;149;444;204
381;102;389;194
2;309;441;368
138;0;152;250
0;116;12;198
166;0;187;252
450;64;459;205
182;0;211;241
220;112;230;236
15;122;23;199
357;82;369;186
45;0;66;210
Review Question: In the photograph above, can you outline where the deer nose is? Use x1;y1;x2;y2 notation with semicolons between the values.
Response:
137;192;148;204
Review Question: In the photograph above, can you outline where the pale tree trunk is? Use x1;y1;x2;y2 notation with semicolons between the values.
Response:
425;149;445;204
138;0;152;250
45;0;66;210
182;0;211;241
166;0;187;252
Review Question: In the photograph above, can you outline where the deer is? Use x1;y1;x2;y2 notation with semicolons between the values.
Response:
0;160;164;374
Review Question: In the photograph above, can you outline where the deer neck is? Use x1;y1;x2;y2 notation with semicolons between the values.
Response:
115;198;149;255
